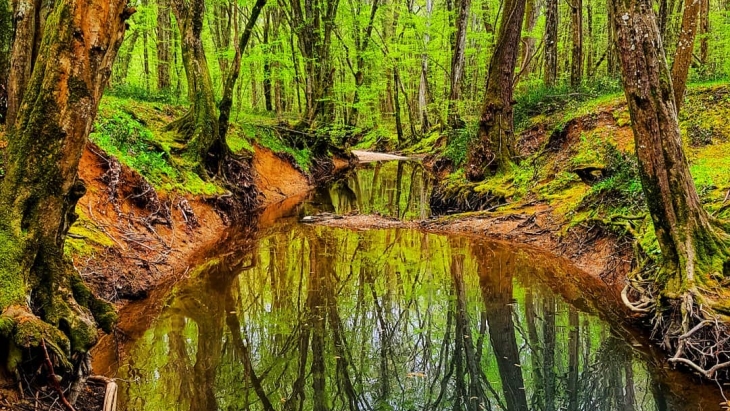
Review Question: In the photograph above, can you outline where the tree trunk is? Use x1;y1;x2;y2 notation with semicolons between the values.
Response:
6;0;51;129
156;0;172;92
262;11;273;112
570;0;583;87
544;0;558;87
610;0;730;325
699;0;709;65
447;0;470;129
515;0;540;86
168;0;224;174
671;0;700;112
0;3;10;123
218;0;267;141
0;0;130;381
418;0;432;133
113;29;139;85
465;0;527;181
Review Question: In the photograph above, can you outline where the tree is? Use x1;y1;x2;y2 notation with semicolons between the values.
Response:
157;0;173;91
0;0;131;392
544;0;558;87
610;0;730;376
168;0;225;174
671;0;701;112
284;0;340;128
570;0;583;87
5;0;52;128
447;0;470;129
465;0;528;181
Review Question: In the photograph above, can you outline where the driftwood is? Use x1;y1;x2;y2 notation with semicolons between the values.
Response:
89;375;118;411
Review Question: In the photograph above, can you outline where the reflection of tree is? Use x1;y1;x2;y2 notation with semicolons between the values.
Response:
476;243;529;411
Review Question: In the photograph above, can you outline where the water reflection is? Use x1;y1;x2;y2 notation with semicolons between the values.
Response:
310;161;431;220
107;226;717;411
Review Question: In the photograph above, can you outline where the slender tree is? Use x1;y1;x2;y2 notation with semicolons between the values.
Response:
447;0;471;129
465;0;528;180
671;0;701;112
544;0;558;87
157;0;173;91
570;0;583;87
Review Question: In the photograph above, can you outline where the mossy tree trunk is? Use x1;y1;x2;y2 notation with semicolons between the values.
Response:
6;0;52;129
464;0;527;181
609;0;730;310
169;0;224;175
447;0;470;130
0;0;130;385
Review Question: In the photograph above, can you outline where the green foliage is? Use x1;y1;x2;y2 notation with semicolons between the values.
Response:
106;84;181;105
91;111;177;186
579;143;644;214
444;123;477;168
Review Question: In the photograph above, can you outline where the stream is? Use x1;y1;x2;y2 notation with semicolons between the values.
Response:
93;160;723;411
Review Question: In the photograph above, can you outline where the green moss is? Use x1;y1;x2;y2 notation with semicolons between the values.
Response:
0;230;27;311
70;273;117;333
64;210;115;257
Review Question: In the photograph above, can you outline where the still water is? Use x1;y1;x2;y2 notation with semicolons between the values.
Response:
95;161;722;411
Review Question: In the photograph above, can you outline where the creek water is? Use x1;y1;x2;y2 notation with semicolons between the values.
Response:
94;161;723;411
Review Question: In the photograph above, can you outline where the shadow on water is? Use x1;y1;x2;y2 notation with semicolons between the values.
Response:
93;161;724;411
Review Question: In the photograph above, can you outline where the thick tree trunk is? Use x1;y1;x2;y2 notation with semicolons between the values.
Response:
609;0;729;307
465;0;527;181
156;0;172;92
0;0;130;381
0;3;10;123
570;0;583;87
544;0;558;87
447;0;470;129
671;0;700;112
169;0;224;174
6;0;51;129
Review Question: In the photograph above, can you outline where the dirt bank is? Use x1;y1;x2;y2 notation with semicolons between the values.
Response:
73;143;314;305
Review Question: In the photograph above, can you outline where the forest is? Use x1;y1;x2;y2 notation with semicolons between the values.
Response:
0;0;729;409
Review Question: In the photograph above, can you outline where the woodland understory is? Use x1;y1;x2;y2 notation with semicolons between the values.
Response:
0;0;729;408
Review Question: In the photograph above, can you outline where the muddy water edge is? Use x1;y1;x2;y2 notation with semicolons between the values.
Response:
92;160;725;411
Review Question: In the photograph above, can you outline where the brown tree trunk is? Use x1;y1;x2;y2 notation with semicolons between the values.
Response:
609;0;729;318
262;11;273;112
544;0;558;87
671;0;700;112
699;0;709;64
465;0;527;181
156;0;172;92
570;0;583;87
515;0;540;86
447;0;470;129
0;0;131;379
0;3;10;123
6;0;52;129
113;29;139;85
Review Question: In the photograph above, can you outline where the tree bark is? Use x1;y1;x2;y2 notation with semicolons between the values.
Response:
6;0;52;129
465;0;527;180
0;0;130;378
570;0;583;87
609;0;729;302
671;0;700;112
447;0;470;129
156;0;172;92
113;29;139;85
699;0;709;65
515;0;540;86
544;0;558;87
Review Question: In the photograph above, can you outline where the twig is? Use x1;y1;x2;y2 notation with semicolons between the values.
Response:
40;339;76;411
